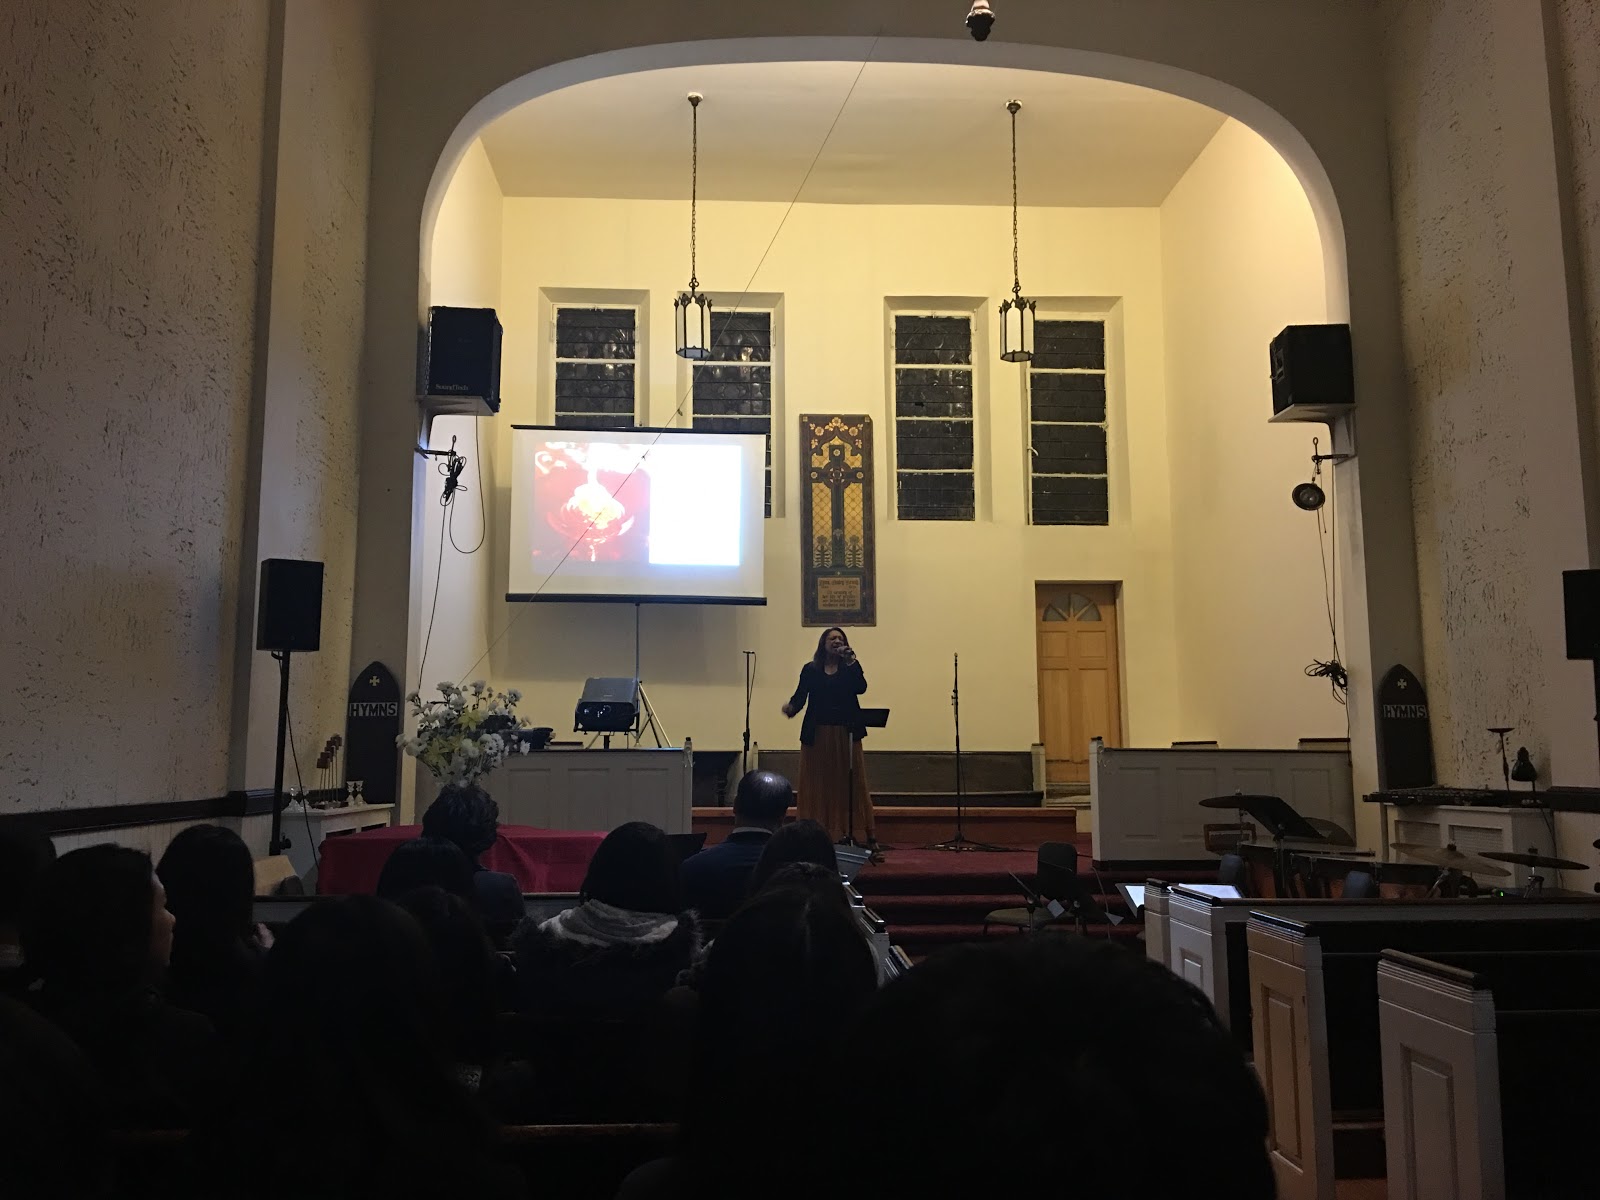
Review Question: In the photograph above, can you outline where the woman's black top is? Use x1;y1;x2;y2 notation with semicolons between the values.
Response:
787;660;868;746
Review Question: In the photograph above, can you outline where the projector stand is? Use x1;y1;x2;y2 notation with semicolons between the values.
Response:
635;684;671;748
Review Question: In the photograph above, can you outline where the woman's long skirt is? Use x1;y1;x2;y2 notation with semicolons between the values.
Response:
797;725;875;844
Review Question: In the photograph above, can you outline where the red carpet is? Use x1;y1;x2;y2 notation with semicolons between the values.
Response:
853;836;1214;958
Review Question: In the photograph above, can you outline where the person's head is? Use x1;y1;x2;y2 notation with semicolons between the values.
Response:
730;769;793;831
376;837;475;903
812;626;850;667
23;845;175;993
839;936;1274;1198
749;819;838;894
0;826;57;939
394;887;497;1065
156;824;254;952
686;883;876;1171
749;861;850;912
420;783;500;862
580;821;682;915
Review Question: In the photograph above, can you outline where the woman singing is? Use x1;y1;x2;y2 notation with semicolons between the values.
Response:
782;627;878;854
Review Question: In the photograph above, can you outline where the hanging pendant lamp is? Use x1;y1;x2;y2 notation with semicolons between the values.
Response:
674;92;713;360
999;99;1036;363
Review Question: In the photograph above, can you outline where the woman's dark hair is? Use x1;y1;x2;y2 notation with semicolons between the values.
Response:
197;896;507;1198
376;837;475;903
421;783;500;861
395;887;498;1066
157;824;254;951
23;845;159;993
684;884;877;1186
811;626;849;668
749;819;839;894
579;821;682;914
0;826;56;927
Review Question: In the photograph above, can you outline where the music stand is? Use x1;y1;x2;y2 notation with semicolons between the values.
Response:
840;708;890;849
1200;793;1325;896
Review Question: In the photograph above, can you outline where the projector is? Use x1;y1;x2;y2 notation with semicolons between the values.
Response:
575;677;639;734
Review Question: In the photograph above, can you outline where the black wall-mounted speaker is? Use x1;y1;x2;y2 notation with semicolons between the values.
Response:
1270;324;1354;417
256;559;324;653
1564;569;1600;660
424;306;502;413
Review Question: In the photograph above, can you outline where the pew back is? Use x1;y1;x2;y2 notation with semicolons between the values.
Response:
1378;949;1600;1200
1247;914;1600;1200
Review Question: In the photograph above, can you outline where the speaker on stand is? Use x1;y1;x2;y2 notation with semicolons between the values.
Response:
257;559;324;855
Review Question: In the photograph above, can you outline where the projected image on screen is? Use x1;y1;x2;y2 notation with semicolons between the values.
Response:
528;440;741;567
508;426;767;604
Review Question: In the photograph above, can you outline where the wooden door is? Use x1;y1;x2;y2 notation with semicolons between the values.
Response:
1036;584;1122;784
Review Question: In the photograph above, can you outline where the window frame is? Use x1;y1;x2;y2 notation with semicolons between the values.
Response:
550;302;641;429
1025;316;1110;527
891;310;978;522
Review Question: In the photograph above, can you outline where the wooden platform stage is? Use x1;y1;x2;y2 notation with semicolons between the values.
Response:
692;804;1078;850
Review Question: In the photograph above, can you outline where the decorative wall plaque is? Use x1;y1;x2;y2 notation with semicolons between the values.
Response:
1377;664;1435;789
345;661;402;806
800;414;876;627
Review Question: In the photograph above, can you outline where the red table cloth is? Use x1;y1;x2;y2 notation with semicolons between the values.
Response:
316;824;604;896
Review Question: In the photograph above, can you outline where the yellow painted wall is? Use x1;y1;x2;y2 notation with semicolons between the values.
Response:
1160;119;1347;748
421;139;1337;758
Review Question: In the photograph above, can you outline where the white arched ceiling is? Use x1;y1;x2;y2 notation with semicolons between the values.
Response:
418;36;1349;319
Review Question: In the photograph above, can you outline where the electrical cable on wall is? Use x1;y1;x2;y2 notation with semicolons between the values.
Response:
1302;439;1348;710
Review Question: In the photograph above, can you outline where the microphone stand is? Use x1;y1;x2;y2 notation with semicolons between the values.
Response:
930;653;1006;853
740;649;756;784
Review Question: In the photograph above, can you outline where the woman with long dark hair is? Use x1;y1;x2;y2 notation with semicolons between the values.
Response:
782;626;877;851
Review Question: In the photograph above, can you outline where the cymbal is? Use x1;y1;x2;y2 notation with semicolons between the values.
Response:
1198;794;1283;809
1481;850;1589;871
1392;843;1512;877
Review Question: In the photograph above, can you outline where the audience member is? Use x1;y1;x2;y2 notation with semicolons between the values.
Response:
23;844;215;1127
512;821;699;1019
679;770;792;919
620;881;878;1200
156;824;268;1038
194;895;521;1200
394;885;503;1089
375;835;476;904
422;783;525;937
0;994;113;1200
836;936;1275;1199
0;824;56;996
746;817;838;895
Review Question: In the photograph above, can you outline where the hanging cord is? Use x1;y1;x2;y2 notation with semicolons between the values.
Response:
1304;438;1348;708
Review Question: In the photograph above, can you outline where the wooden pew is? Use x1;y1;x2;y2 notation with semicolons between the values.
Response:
1378;949;1600;1200
1246;914;1600;1200
1165;887;1600;1043
1142;879;1172;969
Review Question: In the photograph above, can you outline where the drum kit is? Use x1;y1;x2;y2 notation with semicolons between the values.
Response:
1391;843;1590;897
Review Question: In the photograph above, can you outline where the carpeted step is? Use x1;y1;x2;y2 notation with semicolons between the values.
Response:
888;922;1144;958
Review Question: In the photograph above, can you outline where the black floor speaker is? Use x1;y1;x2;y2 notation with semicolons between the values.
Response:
424;306;502;412
257;559;324;653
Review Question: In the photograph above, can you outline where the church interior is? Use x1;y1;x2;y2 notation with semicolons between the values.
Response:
5;1;1600;1197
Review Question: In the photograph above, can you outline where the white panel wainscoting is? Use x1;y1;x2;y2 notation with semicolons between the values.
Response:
50;813;276;861
1090;742;1355;865
483;747;692;834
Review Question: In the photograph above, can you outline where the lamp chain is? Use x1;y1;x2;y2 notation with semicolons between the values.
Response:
689;93;701;292
1009;98;1022;299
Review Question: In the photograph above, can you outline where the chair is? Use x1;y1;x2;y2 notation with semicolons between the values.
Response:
1340;868;1379;899
1217;852;1247;894
983;843;1080;935
252;855;303;896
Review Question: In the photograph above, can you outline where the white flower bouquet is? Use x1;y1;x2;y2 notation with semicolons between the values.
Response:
397;680;531;784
